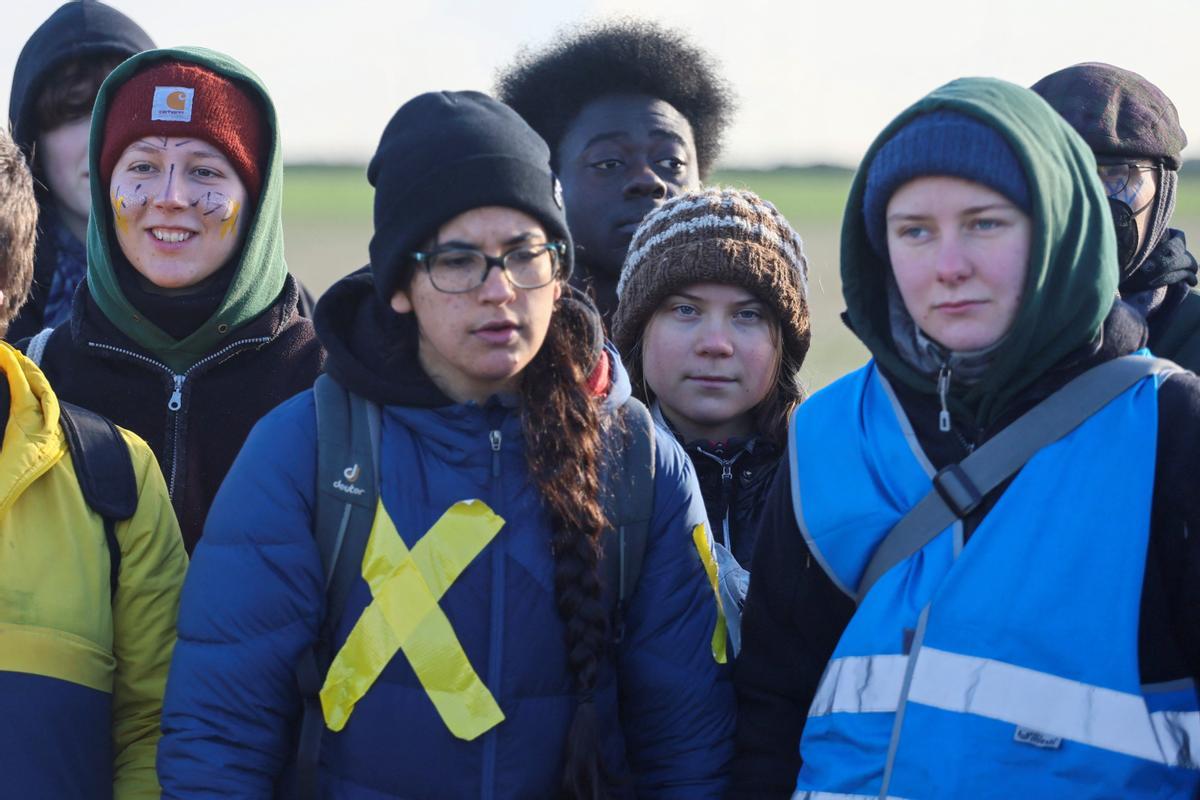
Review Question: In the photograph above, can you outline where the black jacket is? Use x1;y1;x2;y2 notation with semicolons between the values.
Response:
677;429;781;568
23;277;324;552
729;304;1200;798
7;1;154;342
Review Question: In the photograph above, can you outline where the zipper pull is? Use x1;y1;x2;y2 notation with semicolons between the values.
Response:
168;375;184;412
721;462;733;487
936;364;951;433
489;430;502;477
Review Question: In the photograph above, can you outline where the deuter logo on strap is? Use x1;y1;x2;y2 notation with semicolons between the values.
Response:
1014;726;1063;750
151;86;195;122
333;463;365;496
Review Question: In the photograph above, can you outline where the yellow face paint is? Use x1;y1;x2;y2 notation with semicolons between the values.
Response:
692;522;728;665
219;200;241;239
111;191;129;235
320;499;507;739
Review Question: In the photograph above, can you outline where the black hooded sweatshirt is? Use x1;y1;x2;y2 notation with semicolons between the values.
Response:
7;0;154;342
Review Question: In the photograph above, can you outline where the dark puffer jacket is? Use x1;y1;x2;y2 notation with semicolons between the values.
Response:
157;269;734;798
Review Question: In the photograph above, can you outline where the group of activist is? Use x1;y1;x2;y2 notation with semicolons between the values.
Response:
2;1;1198;798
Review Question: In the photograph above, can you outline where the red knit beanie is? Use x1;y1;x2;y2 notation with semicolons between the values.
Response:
99;60;266;202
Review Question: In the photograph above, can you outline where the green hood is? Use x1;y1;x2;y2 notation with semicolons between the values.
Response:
842;77;1118;425
85;46;287;372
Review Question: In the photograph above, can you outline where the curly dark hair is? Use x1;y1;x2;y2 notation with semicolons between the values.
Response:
496;19;735;179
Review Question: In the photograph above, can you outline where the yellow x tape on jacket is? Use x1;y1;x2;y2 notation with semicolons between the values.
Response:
692;523;728;665
320;499;506;739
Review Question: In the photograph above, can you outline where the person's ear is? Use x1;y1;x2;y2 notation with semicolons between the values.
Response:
553;280;563;302
390;287;413;314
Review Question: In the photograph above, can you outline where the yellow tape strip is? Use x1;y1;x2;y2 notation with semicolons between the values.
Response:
320;499;506;739
692;523;728;665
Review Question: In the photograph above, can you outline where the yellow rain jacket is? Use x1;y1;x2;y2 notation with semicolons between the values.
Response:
0;341;186;799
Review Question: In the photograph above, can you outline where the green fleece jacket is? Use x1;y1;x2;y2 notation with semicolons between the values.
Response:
85;47;287;372
841;77;1119;426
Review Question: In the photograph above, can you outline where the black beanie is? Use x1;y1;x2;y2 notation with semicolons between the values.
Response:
367;90;573;304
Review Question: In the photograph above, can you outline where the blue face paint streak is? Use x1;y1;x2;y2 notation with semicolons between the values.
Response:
164;163;176;200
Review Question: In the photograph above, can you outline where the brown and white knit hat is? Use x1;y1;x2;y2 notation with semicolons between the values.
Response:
611;186;811;362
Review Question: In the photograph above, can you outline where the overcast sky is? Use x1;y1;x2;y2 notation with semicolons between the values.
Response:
5;0;1198;168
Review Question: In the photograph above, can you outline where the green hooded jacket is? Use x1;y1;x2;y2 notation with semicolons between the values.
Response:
841;77;1119;426
85;47;287;373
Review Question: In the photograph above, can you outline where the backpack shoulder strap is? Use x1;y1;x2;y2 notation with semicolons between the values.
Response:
603;397;656;635
295;374;380;799
24;327;54;366
856;355;1172;603
58;402;138;601
312;373;381;646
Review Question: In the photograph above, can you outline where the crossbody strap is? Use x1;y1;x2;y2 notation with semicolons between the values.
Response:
856;355;1173;604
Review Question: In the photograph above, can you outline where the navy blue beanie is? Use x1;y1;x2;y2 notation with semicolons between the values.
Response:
367;90;572;304
862;110;1032;257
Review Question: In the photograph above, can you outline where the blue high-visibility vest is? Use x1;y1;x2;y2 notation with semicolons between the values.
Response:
788;361;1200;799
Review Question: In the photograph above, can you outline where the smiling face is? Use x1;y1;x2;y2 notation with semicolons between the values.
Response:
886;176;1032;352
108;136;248;290
557;94;700;276
641;282;780;442
390;206;563;404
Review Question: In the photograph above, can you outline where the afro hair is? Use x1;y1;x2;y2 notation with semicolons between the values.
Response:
496;19;735;180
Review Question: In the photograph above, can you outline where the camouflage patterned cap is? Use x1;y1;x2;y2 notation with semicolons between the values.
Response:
1032;62;1187;170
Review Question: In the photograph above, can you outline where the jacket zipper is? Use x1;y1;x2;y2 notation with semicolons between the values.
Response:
936;363;953;433
483;427;503;800
88;336;271;496
695;448;744;551
489;429;502;477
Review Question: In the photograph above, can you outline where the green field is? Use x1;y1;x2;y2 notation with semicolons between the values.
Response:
282;166;1200;391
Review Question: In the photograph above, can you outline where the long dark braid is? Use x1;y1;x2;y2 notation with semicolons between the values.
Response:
520;294;613;799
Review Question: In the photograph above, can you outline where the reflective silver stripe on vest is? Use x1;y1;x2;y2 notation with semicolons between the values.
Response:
809;654;908;717
808;648;1200;769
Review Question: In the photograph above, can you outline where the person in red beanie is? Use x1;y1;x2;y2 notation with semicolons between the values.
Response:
19;47;324;553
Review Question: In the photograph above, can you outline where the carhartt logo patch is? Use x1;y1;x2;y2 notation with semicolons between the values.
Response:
1014;726;1063;749
151;86;194;122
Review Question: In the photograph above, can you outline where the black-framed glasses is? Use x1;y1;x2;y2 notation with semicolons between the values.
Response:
411;241;565;294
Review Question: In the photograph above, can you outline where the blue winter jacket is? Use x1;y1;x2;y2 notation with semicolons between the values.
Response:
157;273;734;798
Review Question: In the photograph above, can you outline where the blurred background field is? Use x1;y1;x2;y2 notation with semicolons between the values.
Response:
283;165;1200;393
